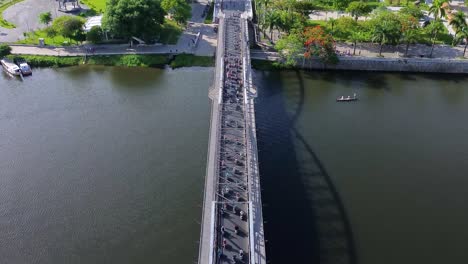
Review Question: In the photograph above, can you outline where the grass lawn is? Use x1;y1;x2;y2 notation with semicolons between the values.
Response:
8;54;169;67
86;54;168;67
8;54;216;68
80;0;107;13
159;19;183;44
204;2;214;24
306;20;327;27
0;0;25;28
170;54;214;68
8;55;84;67
17;29;72;46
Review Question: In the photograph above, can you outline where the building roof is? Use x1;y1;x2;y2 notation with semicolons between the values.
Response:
84;15;103;32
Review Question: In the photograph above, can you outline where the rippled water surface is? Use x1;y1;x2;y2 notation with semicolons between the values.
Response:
2;66;468;264
0;67;212;264
254;70;468;264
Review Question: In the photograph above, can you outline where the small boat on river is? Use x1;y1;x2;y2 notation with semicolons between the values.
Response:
14;58;32;76
1;58;21;76
336;93;358;102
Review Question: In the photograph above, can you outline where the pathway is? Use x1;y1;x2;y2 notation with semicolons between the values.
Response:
335;42;467;59
176;0;217;56
0;0;74;43
3;0;217;57
198;1;266;263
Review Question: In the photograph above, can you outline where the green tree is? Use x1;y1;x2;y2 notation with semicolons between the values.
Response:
103;0;165;42
304;26;338;64
398;12;420;57
399;5;424;19
449;11;467;39
86;26;103;43
328;18;337;32
39;12;52;26
277;9;303;34
0;44;12;57
372;20;401;56
401;29;418;56
456;26;468;57
52;16;85;42
333;16;359;40
75;30;87;44
349;30;366;55
346;1;372;21
372;22;388;56
293;1;316;16
44;26;57;41
256;0;272;27
265;10;280;40
276;32;304;66
426;20;444;57
161;0;191;25
370;11;402;56
333;0;351;11
429;0;449;21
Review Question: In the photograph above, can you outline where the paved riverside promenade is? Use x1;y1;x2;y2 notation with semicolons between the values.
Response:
8;44;181;56
198;0;266;263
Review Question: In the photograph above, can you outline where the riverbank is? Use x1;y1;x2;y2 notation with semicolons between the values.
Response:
251;60;291;71
252;56;468;74
6;54;215;68
7;51;468;74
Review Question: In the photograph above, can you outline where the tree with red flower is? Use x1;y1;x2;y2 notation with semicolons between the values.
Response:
303;26;338;64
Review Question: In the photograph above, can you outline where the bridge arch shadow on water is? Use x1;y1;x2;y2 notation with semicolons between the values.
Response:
254;70;357;264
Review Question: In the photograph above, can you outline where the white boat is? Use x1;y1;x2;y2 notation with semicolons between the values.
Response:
1;58;21;76
336;93;358;102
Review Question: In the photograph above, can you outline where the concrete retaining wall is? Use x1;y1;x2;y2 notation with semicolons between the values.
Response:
301;56;468;74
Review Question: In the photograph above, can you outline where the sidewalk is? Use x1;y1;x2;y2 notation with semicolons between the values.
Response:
255;33;467;60
335;43;466;59
179;0;217;56
9;43;185;56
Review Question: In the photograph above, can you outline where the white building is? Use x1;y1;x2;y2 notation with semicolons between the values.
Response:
83;15;103;32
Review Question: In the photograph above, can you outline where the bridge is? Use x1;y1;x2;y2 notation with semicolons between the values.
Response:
198;0;266;263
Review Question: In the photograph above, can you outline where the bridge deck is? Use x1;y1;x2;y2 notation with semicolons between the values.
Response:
198;1;265;264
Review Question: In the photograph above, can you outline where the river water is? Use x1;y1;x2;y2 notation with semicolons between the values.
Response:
1;67;468;264
0;67;211;263
254;70;468;264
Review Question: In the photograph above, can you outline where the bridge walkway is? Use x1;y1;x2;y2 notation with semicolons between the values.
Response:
198;1;266;263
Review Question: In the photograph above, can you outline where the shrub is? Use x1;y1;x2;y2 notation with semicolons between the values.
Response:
10;55;83;67
87;55;169;67
86;26;103;43
170;54;214;68
0;44;12;57
52;16;85;42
